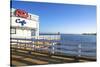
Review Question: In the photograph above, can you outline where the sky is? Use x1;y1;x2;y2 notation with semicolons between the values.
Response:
11;1;96;34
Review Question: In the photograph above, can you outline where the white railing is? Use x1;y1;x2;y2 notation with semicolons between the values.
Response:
10;37;96;59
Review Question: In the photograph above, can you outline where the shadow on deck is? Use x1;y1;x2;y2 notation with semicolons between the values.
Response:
11;47;96;67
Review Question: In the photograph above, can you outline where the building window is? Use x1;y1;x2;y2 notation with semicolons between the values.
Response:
31;30;36;36
10;28;16;34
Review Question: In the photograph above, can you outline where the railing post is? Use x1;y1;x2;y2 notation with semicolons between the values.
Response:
48;43;55;57
17;39;18;49
25;38;27;50
51;43;55;54
74;43;81;62
78;43;81;57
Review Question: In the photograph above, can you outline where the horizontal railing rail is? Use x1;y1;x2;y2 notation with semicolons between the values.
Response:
10;37;96;59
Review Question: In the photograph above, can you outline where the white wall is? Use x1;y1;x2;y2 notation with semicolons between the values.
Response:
11;10;39;37
11;29;31;38
11;17;37;28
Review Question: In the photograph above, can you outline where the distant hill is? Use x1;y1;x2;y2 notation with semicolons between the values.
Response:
82;33;97;35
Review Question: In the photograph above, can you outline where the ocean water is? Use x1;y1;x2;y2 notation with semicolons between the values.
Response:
40;34;96;57
61;34;96;43
58;34;96;57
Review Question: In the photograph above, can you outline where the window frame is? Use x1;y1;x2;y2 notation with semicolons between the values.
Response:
31;29;36;36
10;28;16;34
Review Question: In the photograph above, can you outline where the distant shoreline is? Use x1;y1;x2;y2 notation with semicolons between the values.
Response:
82;33;97;35
39;33;97;35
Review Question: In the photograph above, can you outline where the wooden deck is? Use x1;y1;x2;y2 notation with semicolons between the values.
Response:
11;47;96;67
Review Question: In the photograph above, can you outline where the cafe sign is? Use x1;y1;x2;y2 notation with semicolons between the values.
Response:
15;19;26;26
15;9;28;19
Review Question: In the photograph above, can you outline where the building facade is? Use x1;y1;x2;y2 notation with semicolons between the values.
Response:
10;8;39;38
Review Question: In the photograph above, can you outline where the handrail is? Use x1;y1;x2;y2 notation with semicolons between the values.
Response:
10;37;96;59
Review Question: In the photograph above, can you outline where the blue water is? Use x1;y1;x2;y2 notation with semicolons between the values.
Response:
40;34;96;57
61;34;96;47
61;34;96;43
60;34;96;57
